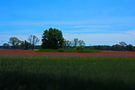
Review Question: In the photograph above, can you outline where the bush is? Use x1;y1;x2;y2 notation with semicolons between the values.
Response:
58;48;64;52
76;46;84;51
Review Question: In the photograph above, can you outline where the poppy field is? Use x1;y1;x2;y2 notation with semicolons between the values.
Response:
0;50;135;58
0;50;135;90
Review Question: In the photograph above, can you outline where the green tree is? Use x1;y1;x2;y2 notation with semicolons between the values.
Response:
9;37;21;48
126;44;133;51
3;43;10;49
78;40;85;46
20;40;31;50
64;40;72;48
42;28;64;49
75;40;85;51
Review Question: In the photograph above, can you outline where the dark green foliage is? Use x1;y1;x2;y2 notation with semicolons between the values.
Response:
64;40;72;48
3;43;10;49
0;57;135;90
89;44;135;51
37;48;100;53
9;37;21;49
126;44;134;51
20;40;31;50
76;46;85;51
42;28;64;49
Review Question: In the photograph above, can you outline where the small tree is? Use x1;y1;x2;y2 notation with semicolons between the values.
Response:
20;40;31;50
72;38;85;47
76;40;85;51
28;35;39;50
126;44;133;51
3;43;10;49
73;38;79;47
119;42;127;47
64;40;72;48
9;37;21;49
42;28;64;49
78;40;85;46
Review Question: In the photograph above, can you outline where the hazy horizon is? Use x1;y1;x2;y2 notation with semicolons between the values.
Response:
0;0;135;45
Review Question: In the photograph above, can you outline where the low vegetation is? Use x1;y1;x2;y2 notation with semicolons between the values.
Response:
37;48;101;53
0;57;135;90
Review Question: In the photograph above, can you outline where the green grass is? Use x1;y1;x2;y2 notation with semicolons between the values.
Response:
0;57;135;90
36;48;101;53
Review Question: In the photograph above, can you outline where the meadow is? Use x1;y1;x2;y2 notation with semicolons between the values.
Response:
0;56;135;90
37;48;101;53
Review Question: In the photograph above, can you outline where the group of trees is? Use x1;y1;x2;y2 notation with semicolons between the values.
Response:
89;42;135;51
64;38;85;47
41;28;85;49
3;28;85;50
2;27;135;51
3;35;39;50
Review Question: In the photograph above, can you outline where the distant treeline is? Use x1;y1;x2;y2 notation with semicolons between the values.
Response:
89;42;134;51
1;28;135;51
0;45;41;50
1;44;135;51
87;44;135;51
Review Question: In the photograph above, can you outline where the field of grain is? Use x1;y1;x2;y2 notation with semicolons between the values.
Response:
0;52;135;90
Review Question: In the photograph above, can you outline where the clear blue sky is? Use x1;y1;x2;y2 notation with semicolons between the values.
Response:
0;0;135;45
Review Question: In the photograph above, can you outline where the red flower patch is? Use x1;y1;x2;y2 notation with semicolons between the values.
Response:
0;50;135;58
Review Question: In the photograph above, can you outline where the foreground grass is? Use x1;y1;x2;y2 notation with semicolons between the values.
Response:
0;57;135;90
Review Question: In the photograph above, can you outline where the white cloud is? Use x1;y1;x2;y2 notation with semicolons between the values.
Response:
0;16;135;26
126;30;135;36
0;16;135;45
73;24;111;28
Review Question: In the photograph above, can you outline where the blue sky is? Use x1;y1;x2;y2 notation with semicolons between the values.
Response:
0;0;135;45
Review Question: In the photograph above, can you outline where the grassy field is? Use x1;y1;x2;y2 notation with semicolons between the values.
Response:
37;48;101;53
0;57;135;90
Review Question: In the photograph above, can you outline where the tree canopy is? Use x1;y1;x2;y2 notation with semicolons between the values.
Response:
42;28;64;49
9;37;21;48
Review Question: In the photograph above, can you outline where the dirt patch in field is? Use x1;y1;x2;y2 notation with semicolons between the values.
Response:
0;50;135;58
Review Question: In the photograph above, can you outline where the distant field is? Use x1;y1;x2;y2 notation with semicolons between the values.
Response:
37;48;101;53
0;50;135;58
0;56;135;90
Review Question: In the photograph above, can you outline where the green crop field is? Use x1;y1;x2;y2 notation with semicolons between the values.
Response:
37;48;101;53
0;57;135;90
